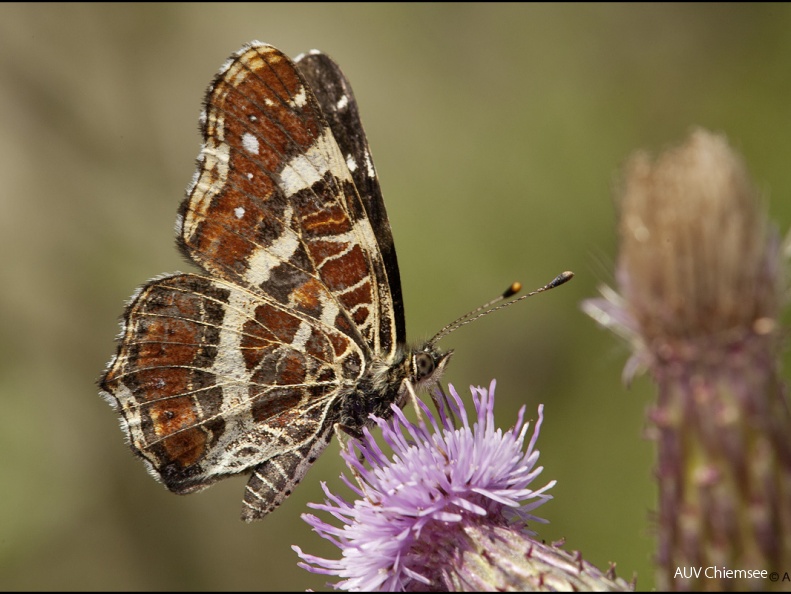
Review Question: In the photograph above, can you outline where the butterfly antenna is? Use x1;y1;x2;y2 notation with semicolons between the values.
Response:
427;271;574;346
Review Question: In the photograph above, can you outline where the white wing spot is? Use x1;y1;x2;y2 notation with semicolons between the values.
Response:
245;205;298;286
247;172;254;180
248;114;258;122
234;206;245;219
364;151;376;178
293;87;307;108
277;129;352;195
242;133;260;155
336;95;349;110
346;155;358;172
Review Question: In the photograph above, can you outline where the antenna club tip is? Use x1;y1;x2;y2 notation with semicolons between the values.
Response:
503;281;522;299
550;271;575;288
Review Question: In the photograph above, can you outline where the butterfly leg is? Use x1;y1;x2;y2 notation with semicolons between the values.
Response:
402;378;430;429
405;379;455;464
333;421;364;463
333;422;382;503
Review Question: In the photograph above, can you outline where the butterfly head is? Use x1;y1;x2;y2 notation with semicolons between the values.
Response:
408;345;453;393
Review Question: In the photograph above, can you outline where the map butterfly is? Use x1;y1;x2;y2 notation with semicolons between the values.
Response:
100;42;571;522
99;42;458;522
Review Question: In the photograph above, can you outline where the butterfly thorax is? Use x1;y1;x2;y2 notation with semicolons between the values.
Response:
338;345;453;431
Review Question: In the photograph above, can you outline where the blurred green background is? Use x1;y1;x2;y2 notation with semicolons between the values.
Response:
2;3;790;590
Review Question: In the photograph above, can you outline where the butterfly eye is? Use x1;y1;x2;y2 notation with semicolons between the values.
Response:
413;352;435;380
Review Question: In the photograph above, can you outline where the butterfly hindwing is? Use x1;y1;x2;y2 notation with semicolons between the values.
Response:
100;272;357;497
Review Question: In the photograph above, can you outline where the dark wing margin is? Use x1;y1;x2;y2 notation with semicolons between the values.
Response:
295;51;406;350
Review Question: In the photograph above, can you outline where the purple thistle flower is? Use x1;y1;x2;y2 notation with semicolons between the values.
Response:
294;380;632;591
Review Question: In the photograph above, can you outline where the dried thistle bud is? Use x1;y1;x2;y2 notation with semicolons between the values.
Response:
617;128;780;347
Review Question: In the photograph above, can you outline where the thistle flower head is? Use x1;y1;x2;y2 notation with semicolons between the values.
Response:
293;380;555;591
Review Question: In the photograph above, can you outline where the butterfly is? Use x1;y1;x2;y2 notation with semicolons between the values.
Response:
99;42;453;521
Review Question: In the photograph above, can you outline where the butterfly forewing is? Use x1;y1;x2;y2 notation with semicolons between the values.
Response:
180;44;384;355
295;51;406;354
101;42;411;520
